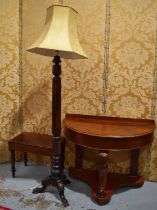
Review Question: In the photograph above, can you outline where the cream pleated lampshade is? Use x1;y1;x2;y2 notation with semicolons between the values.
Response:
27;5;87;59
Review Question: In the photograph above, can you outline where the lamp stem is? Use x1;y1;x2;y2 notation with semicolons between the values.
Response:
51;55;69;206
32;55;69;207
51;55;62;177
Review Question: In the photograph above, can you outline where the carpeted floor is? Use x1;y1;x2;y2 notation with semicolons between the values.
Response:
0;162;157;210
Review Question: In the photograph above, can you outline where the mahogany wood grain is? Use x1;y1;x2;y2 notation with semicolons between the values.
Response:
63;114;156;205
69;168;144;205
64;114;155;150
98;151;108;199
9;132;52;155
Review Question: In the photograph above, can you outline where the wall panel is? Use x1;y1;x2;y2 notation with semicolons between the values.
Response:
0;0;20;162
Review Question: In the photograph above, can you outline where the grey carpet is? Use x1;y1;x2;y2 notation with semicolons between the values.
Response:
0;162;157;210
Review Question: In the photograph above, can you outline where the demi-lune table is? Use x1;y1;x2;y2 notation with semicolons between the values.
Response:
63;114;155;205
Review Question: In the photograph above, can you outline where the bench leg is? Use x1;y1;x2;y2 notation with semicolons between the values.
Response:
24;152;28;166
10;150;16;178
75;145;84;168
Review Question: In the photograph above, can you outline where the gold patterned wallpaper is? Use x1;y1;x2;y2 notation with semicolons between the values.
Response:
22;0;157;180
0;0;20;162
1;0;157;181
107;0;157;180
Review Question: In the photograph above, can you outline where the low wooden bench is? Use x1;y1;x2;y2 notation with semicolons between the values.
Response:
8;132;65;177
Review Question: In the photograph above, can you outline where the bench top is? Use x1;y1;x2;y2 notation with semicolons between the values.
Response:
9;132;52;149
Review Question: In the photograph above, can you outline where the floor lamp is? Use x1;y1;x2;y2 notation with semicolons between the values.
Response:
27;4;87;207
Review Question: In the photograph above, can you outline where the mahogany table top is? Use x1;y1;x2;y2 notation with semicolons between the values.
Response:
63;114;156;150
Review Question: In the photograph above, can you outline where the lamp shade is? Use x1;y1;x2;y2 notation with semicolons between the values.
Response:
27;5;87;59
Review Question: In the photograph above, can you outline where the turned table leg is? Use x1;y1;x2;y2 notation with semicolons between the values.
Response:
96;150;108;203
130;149;139;177
75;145;84;168
10;150;16;178
24;152;28;166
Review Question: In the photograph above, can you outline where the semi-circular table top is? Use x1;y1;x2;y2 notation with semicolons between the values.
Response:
63;114;156;150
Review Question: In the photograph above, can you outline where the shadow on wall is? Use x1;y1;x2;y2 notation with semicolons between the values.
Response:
8;80;52;164
23;79;51;133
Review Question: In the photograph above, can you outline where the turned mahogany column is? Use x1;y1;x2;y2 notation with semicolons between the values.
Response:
51;55;62;177
32;55;69;207
96;151;108;203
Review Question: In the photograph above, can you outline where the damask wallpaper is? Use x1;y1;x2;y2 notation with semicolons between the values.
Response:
1;0;157;181
107;0;157;180
0;0;21;162
22;0;157;180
